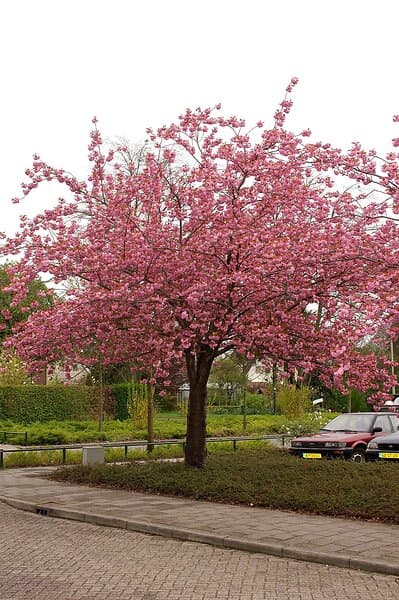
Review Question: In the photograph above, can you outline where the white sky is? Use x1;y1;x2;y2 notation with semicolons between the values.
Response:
1;0;398;235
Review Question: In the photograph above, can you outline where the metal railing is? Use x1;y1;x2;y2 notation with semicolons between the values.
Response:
1;431;28;444
0;434;291;468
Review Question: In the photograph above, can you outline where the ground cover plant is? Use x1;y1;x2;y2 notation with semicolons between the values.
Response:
51;446;399;523
0;412;333;445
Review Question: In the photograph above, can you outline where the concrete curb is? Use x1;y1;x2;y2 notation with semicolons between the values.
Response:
1;494;398;577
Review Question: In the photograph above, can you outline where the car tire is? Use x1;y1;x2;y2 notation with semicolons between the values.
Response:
350;448;365;463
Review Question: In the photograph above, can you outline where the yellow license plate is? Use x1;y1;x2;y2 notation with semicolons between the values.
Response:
302;452;322;459
379;452;399;459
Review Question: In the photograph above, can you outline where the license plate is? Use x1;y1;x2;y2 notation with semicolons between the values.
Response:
302;452;322;459
379;452;399;459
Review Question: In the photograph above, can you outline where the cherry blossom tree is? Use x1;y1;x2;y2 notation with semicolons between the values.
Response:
2;79;399;467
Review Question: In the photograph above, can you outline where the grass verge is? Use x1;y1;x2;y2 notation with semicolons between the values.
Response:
2;441;266;468
50;446;399;523
3;443;185;468
0;412;334;445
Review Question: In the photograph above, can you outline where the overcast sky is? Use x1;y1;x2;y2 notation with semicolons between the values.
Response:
1;0;398;235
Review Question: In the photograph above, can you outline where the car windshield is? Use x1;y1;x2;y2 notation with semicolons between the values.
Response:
321;413;374;433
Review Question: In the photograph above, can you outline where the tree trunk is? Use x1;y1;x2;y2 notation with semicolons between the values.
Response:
184;346;214;468
98;364;104;432
242;388;247;431
272;362;278;415
146;382;154;453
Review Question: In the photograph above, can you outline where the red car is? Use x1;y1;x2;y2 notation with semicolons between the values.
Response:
289;412;399;463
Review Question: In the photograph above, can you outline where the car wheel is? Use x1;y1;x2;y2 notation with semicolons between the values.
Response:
350;448;365;463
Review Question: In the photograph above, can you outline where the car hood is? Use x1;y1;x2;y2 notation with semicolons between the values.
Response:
292;431;372;443
368;432;399;444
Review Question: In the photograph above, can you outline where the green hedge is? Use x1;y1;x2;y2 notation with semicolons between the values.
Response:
109;383;130;420
0;385;95;424
0;382;177;424
109;382;147;421
108;383;178;419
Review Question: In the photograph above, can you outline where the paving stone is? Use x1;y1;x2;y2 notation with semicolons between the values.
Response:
0;501;397;599
2;465;399;586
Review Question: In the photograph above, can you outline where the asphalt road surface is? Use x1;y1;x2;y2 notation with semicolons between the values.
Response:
1;503;399;599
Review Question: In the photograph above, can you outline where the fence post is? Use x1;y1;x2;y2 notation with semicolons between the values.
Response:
0;450;3;469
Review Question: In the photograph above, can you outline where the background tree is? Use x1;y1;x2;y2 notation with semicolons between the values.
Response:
209;353;251;401
0;263;51;345
0;349;29;385
209;352;256;428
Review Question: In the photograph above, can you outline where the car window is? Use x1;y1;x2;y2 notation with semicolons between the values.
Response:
374;415;394;433
323;413;374;432
387;414;399;432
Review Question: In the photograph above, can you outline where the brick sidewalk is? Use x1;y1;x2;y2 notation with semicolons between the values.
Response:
1;466;398;577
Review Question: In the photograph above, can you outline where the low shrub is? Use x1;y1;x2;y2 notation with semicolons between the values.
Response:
27;428;69;445
155;394;178;412
0;411;334;446
52;446;399;523
244;392;269;414
277;384;311;418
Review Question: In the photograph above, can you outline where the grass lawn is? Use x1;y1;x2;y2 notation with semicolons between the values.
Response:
51;445;399;523
0;412;333;445
3;442;185;469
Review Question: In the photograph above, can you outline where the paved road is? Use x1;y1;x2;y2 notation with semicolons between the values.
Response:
3;467;399;577
1;504;399;600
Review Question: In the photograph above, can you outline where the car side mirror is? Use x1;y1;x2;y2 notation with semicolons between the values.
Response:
372;427;383;433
